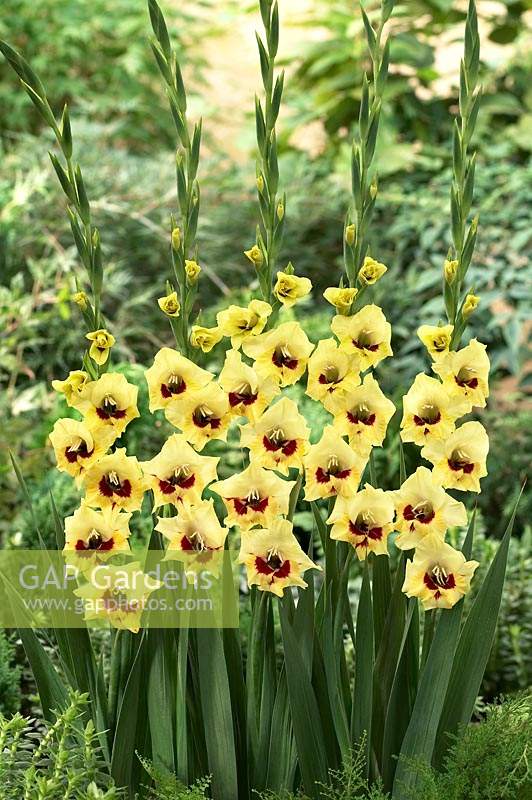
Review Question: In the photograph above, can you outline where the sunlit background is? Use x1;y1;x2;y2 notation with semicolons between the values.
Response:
0;0;530;711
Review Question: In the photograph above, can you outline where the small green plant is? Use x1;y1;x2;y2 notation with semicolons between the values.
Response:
406;693;532;800
139;757;210;800
0;690;119;799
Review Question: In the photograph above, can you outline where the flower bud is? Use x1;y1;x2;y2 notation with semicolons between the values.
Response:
345;224;356;246
256;174;264;193
85;329;115;366
462;293;479;318
72;291;88;311
244;245;264;267
323;286;358;313
444;258;458;284
158;291;181;317
358;256;387;286
171;227;181;251
276;200;284;221
185;259;201;284
369;179;378;200
190;325;223;353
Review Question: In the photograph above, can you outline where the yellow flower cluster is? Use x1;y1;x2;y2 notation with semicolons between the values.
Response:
50;261;489;619
396;324;490;610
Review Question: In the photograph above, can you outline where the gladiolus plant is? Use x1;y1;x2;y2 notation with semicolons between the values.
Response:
0;1;522;799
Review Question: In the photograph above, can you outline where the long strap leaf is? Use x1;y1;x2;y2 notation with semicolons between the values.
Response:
392;511;476;799
434;491;522;765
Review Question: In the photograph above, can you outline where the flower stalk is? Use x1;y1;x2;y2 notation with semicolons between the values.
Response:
445;0;481;348
344;0;394;303
0;41;107;374
148;0;202;355
252;0;286;303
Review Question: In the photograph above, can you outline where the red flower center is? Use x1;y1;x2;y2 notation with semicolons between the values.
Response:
161;375;186;398
423;567;456;599
448;457;474;473
99;475;132;499
228;386;258;407
193;406;221;429
255;555;291;578
232;496;269;515
159;472;196;494
263;434;297;456
65;441;93;463
403;503;435;526
316;465;351;484
347;408;375;426
75;534;115;552
349;520;383;548
272;348;298;370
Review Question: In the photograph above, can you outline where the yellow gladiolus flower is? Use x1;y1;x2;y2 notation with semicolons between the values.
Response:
242;321;314;387
239;396;310;475
327;484;395;560
142;434;219;509
332;373;396;457
218;349;280;421
144;347;213;413
402;535;479;611
75;562;161;633
185;259;201;283
400;373;466;446
306;338;360;414
52;370;90;411
421;421;489;493
166;383;231;450
273;271;312;307
303;425;367;501
86;329;115;366
81;372;140;439
431;338;490;411
190;325;223;353
323;287;357;314
155;499;228;577
216;299;272;348
462;293;480;317
244;244;264;267
49;418;114;484
211;463;294;531
238;518;320;597
393;466;467;550
331;304;392;370
358;256;387;286
83;448;146;512
417;324;454;360
158;291;181;317
63;504;131;560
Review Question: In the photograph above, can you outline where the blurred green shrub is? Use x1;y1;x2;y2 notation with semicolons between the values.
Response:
0;632;21;716
0;0;213;149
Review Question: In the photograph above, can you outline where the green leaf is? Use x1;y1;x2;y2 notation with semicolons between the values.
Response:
434;493;522;764
111;633;147;793
279;598;328;798
147;629;176;772
197;628;238;800
351;563;374;775
393;512;476;799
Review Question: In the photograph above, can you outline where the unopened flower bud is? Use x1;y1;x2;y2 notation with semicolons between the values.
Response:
171;227;181;251
244;245;264;267
256;174;264;193
345;224;356;246
462;293;480;318
276;200;284;221
444;258;459;284
369;180;378;200
158;291;181;318
185;260;201;284
72;291;88;311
